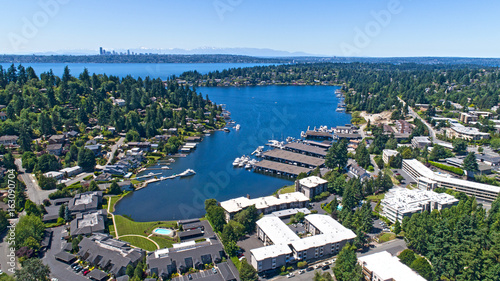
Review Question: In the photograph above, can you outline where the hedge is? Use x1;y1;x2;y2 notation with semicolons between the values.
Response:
428;161;464;176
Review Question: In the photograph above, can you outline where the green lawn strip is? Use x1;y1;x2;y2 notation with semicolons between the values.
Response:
119;235;158;252
378;233;396;243
149;236;178;249
279;185;296;194
113;215;177;236
366;193;385;202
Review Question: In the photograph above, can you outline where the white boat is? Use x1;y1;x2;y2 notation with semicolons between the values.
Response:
223;127;230;132
232;157;241;167
245;163;252;169
161;166;171;169
235;124;241;130
179;169;196;177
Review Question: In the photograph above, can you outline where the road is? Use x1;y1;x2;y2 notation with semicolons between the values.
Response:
397;97;452;147
14;159;54;204
63;172;94;187
107;137;125;164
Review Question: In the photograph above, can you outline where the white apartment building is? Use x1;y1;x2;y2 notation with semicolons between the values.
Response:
358;251;426;281
381;188;459;223
402;159;500;202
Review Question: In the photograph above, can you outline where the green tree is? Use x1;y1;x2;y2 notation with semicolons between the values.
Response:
410;257;433;280
24;200;41;217
126;264;135;277
333;243;363;281
205;203;226;232
233;205;258;234
14;258;50;281
326;139;348;170
398;249;416;266
0;211;8;233
88;180;99;192
108;181;121;194
490;138;500;150
463;152;479;172
15;214;45;250
355;143;371;169
394;219;401;234
452;139;468;155
239;259;258;281
77;148;96;172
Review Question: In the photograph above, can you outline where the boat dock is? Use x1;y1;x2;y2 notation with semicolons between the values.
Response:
284;142;328;158
303;140;332;149
302;130;334;140
262;149;325;169
254;160;312;177
135;172;162;180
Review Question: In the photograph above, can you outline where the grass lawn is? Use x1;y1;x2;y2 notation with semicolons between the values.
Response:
278;185;295;194
230;256;241;270
366;193;385;202
119;235;158;252
113;215;179;250
378;233;396;243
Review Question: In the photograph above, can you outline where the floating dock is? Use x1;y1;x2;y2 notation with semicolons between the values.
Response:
254;160;312;177
262;149;325;169
284;142;328;158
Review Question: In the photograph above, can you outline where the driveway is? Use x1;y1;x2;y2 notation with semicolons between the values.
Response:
64;172;94;187
107;137;125;164
42;226;89;281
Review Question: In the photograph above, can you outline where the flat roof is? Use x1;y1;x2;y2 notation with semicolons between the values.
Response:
263;149;325;167
220;192;309;214
297;176;328;188
250;243;292;261
257;216;299;245
284;142;327;157
358;251;426;281
404;159;500;194
254;160;312;176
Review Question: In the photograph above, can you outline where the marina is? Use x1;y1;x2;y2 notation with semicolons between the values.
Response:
262;149;325;168
254;160;313;177
284;142;328;158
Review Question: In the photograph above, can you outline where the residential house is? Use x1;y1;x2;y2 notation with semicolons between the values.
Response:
46;143;63;156
0;135;18;146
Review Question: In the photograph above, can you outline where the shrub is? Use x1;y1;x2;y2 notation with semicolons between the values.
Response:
297;261;308;268
428;161;464;176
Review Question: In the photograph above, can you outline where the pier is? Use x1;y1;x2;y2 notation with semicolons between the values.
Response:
303;140;332;149
284;142;328;158
254;160;312;177
303;130;334;140
262;149;325;169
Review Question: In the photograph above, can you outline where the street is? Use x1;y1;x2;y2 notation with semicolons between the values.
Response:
107;137;125;164
14;159;54;204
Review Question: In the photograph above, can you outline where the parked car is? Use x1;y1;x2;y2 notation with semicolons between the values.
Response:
314;264;321;269
298;270;305;274
306;267;314;272
188;274;193;280
322;265;330;270
83;270;90;276
286;273;295;278
212;268;217;274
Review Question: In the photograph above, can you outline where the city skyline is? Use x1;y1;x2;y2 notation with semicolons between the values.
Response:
2;0;500;58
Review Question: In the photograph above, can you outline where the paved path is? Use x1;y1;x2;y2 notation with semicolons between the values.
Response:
118;234;160;250
63;172;93;187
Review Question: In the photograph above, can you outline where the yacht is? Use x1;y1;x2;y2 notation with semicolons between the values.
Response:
223;127;230;132
232;157;241;167
235;124;241;130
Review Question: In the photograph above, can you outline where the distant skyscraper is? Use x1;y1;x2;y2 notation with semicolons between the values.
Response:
99;47;103;55
127;50;130;55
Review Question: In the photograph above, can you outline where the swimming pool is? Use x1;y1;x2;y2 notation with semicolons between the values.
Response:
153;228;173;236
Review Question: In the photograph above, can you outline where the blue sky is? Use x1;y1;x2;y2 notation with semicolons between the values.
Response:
1;0;499;57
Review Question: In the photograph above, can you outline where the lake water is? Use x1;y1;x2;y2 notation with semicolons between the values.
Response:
0;62;350;221
115;85;350;221
0;62;274;80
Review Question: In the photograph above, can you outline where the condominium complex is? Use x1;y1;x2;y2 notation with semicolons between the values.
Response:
381;188;459;223
250;214;355;273
358;251;426;281
402;159;500;202
295;176;328;199
219;192;309;222
446;125;490;141
382;149;399;164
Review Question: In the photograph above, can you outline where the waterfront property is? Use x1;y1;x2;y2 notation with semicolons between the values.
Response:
220;192;309;222
78;233;145;277
253;160;312;177
250;214;355;273
295;175;328;199
283;142;328;158
381;188;459;223
402;159;500;202
262;149;325;169
358;251;426;281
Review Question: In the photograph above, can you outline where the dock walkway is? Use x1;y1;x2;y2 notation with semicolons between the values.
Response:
254;160;312;177
262;149;325;168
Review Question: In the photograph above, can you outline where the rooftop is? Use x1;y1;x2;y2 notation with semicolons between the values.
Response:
284;142;328;157
382;188;459;214
220;192;309;214
250;243;292;261
263;149;325;167
254;160;313;176
256;216;300;245
297;176;328;188
358;251;426;281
